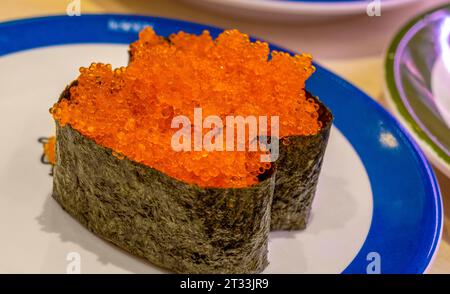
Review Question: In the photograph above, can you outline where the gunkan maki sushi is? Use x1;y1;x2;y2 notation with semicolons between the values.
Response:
48;28;332;273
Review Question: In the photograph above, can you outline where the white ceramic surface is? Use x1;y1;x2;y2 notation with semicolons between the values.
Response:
180;0;423;22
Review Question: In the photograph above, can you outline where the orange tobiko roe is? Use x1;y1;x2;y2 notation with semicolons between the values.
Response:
44;136;56;165
51;28;321;188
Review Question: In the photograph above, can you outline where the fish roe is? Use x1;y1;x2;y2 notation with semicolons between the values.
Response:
51;28;321;188
43;136;56;165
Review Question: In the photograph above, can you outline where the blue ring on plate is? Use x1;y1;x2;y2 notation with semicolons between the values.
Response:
0;14;441;274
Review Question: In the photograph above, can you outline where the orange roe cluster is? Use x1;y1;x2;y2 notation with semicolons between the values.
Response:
51;28;320;188
43;136;56;165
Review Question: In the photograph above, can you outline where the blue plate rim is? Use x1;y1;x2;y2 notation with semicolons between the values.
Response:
0;13;442;274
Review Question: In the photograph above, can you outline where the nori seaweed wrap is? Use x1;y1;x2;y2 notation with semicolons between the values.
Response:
271;93;333;230
53;85;275;274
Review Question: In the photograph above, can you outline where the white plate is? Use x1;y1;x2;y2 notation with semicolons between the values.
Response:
0;15;442;273
180;0;422;22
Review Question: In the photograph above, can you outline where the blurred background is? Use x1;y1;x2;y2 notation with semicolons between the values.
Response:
1;0;449;273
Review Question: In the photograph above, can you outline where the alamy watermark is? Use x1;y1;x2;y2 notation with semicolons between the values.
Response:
66;0;81;17
366;252;381;274
66;252;81;274
367;0;381;17
171;108;280;162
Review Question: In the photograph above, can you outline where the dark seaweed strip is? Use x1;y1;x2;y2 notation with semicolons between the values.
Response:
52;111;275;273
271;93;333;230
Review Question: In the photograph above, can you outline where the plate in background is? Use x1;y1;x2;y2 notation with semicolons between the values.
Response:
385;4;450;178
180;0;423;22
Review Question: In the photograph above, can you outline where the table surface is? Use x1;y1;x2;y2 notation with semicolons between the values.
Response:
1;0;449;274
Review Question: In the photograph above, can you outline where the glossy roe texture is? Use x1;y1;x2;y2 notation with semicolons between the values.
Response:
51;28;320;188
